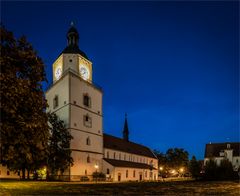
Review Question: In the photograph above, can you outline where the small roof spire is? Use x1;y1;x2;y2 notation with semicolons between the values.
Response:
123;113;129;142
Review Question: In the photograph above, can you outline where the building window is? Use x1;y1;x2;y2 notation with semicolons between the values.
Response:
87;155;90;163
107;151;109;159
119;153;121;160
69;59;72;62
236;159;239;163
0;170;1;175
85;170;87;175
126;170;128;178
86;137;91;145
18;171;20;176
83;114;92;128
83;94;91;107
107;168;110;174
145;171;147;178
7;171;10;176
114;152;116;159
53;95;58;109
124;154;126;161
133;170;135;178
227;144;231;149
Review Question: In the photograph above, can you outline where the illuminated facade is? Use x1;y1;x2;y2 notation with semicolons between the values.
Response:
0;24;158;181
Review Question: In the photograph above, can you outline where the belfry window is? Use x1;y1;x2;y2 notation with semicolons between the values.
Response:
83;114;92;128
86;137;91;145
83;94;91;107
53;95;59;109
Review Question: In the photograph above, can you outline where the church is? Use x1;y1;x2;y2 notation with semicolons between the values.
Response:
0;24;158;181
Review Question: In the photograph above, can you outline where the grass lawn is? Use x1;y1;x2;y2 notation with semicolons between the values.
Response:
0;180;239;195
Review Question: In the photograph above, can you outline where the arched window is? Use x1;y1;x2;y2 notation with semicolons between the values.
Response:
126;170;128;178
114;152;116;159
107;151;109;158
133;170;135;178
85;170;87;175
119;153;121;160
87;155;90;163
83;94;91;107
86;137;91;145
53;95;59;109
107;168;110;174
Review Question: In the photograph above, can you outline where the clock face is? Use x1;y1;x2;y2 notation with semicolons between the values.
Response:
79;65;90;80
55;67;62;80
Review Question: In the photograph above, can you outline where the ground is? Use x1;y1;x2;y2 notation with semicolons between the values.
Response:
0;180;239;195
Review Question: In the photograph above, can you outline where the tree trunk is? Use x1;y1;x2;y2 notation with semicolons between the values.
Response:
22;168;25;180
27;169;30;180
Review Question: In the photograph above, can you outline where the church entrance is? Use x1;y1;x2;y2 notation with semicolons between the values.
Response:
139;173;143;181
118;173;121;181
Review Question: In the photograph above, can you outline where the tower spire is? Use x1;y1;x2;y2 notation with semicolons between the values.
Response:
123;113;129;141
67;22;79;47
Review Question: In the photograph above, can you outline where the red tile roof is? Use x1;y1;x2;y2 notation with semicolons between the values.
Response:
103;134;157;159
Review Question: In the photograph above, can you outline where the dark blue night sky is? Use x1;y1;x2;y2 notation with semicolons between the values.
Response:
2;1;239;160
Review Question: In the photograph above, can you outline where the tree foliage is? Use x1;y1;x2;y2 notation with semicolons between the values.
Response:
204;159;236;180
166;148;189;168
47;113;73;176
189;156;201;178
0;25;49;179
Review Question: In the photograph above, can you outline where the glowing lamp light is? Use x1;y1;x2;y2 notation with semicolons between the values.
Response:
94;164;99;169
171;170;176;174
159;167;163;171
180;168;184;173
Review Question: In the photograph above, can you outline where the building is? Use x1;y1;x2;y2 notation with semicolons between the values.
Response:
45;24;158;181
204;142;240;171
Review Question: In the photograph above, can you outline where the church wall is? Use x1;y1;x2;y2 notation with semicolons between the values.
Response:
63;54;79;74
112;167;157;182
104;148;158;169
0;164;20;179
46;74;70;126
70;151;103;178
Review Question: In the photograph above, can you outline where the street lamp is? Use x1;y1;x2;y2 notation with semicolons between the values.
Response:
94;164;99;172
94;164;99;183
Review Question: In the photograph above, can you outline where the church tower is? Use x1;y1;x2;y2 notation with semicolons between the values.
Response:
46;23;103;180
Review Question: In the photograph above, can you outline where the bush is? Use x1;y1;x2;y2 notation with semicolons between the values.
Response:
92;172;106;181
204;159;237;180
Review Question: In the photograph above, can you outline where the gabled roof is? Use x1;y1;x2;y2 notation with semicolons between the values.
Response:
204;142;240;158
103;133;156;159
103;158;157;170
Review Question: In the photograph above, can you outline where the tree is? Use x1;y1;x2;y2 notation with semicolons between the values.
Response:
47;113;73;178
166;148;189;168
204;159;218;180
0;26;49;179
189;156;201;179
217;159;235;180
